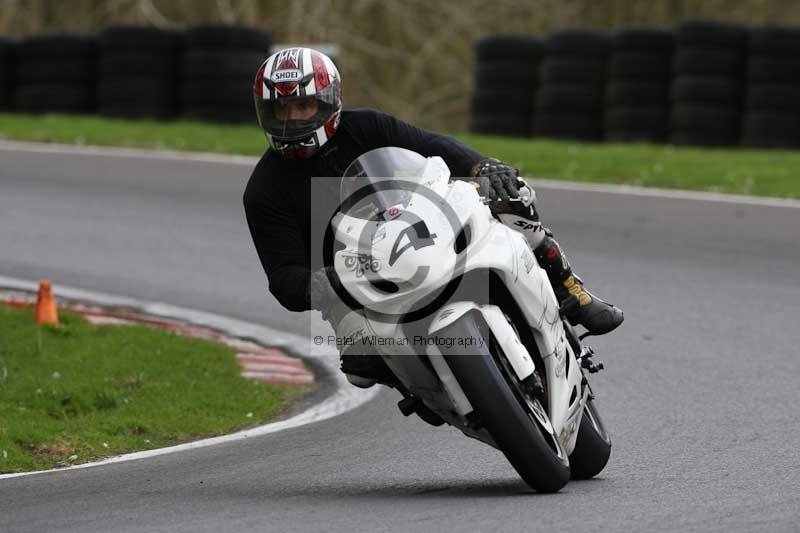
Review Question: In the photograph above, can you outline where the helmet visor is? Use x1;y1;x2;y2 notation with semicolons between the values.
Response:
255;93;337;141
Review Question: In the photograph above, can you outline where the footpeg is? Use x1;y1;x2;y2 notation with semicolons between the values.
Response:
397;396;445;427
397;396;419;417
579;346;605;374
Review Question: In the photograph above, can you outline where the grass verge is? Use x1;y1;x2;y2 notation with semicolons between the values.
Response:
0;305;312;473
1;113;799;199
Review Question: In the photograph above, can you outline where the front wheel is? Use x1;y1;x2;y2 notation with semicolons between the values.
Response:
569;396;612;479
437;312;570;493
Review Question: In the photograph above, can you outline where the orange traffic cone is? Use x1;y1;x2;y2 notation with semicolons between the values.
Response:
34;280;59;325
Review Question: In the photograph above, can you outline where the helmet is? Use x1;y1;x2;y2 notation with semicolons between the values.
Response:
254;47;342;158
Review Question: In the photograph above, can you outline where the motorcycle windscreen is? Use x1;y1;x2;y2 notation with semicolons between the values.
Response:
340;147;428;221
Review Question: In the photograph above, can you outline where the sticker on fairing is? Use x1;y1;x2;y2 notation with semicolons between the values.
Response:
384;204;405;220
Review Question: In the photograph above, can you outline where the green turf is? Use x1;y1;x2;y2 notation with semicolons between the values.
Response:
0;305;312;473
1;112;799;198
461;135;800;199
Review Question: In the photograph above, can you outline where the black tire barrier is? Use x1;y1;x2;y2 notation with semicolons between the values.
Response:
0;38;14;110
671;104;741;132
675;20;748;50
99;51;176;78
185;25;271;51
670;104;741;146
748;26;800;56
1;25;270;123
474;61;538;88
535;84;603;112
100;26;183;52
181;50;267;81
670;21;746;147
15;33;96;59
605;29;673;143
747;56;800;83
179;50;270;122
471;35;542;137
608;51;672;81
741;27;800;148
744;84;800;112
471;88;534;113
539;57;607;84
179;80;253;109
741;112;800;148
13;33;97;114
179;25;270;124
531;111;603;141
475;35;544;62
671;76;743;106
605;81;669;107
13;83;94;114
15;58;96;84
472;112;530;136
545;30;611;57
605;107;670;135
98;26;182;120
673;48;745;77
98;79;175;107
613;28;674;52
534;31;609;140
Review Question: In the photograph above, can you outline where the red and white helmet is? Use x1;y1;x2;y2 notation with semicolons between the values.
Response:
254;47;342;158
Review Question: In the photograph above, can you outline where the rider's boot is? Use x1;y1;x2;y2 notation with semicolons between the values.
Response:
492;192;624;336
533;234;624;335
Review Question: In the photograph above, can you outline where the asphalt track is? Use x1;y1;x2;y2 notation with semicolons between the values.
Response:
1;142;799;532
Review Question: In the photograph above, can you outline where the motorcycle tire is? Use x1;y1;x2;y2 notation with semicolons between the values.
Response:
437;311;570;493
568;397;611;479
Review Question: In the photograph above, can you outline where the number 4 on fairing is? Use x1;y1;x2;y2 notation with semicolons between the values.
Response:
389;220;437;266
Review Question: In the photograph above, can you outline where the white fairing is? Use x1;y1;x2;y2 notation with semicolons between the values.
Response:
332;154;587;454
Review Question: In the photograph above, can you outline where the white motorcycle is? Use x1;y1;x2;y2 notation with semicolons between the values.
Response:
327;147;612;493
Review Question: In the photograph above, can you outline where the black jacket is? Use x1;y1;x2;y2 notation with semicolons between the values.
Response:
243;108;484;312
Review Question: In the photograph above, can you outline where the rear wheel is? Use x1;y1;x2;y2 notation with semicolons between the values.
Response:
437;312;570;492
569;397;612;479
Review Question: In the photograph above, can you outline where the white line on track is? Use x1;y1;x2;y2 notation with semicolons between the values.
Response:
1;140;799;209
0;276;379;481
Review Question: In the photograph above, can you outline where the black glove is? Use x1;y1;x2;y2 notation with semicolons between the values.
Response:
469;158;520;201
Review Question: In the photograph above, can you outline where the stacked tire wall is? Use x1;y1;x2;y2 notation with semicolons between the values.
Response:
471;35;543;136
472;20;800;150
533;30;609;141
98;27;183;119
13;34;97;114
0;38;13;110
605;29;674;142
180;25;271;124
669;21;748;146
742;27;800;148
0;24;269;124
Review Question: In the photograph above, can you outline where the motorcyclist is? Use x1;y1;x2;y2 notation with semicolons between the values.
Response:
244;47;623;386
